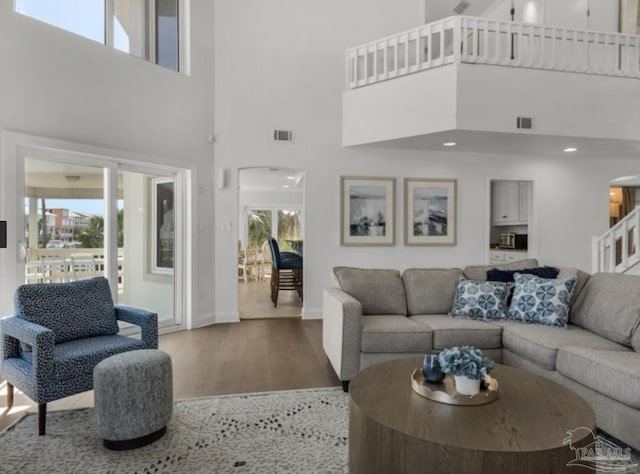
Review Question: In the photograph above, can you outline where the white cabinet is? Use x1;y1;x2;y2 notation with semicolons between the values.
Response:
492;181;531;225
518;181;531;222
489;250;528;265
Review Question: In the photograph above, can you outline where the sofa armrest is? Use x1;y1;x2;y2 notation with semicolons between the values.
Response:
1;316;55;385
322;287;362;382
115;305;158;349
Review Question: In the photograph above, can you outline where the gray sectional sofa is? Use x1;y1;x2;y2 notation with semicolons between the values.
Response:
322;259;640;450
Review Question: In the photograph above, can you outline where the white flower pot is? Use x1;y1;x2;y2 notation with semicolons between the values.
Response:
454;375;481;396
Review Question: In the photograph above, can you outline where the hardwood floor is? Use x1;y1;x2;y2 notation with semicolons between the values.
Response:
0;319;340;433
238;279;302;319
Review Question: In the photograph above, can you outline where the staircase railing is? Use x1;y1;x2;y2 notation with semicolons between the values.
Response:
592;206;640;273
347;16;640;89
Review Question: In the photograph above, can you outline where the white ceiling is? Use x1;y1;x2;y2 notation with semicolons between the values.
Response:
238;167;305;191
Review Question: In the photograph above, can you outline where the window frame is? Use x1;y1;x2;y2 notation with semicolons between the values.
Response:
15;0;189;74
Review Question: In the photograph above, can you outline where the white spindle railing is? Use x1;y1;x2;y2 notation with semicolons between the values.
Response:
592;206;640;273
347;16;640;89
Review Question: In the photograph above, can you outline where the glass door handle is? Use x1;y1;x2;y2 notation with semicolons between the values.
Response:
18;241;27;263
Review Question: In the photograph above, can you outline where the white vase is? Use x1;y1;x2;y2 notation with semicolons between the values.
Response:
454;375;481;396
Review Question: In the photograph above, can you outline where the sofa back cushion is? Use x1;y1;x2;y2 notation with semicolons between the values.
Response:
463;259;539;281
556;267;590;307
333;267;407;316
633;325;640;353
14;277;119;344
570;273;640;347
403;268;462;315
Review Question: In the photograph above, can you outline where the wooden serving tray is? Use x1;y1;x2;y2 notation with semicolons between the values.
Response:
411;369;499;406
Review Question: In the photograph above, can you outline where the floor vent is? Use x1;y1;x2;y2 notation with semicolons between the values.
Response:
273;130;294;142
516;117;533;129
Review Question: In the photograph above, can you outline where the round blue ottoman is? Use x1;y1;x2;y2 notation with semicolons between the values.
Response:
94;349;173;450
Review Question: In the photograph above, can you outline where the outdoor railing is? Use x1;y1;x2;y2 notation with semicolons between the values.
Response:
347;16;640;89
592;207;640;273
25;247;124;286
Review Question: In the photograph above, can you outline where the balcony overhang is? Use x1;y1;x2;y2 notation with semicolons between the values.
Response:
343;16;640;153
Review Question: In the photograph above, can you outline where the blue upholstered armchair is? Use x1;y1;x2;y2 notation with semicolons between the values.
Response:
0;277;158;435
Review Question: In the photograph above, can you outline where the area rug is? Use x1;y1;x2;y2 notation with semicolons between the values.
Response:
0;387;348;473
2;387;639;474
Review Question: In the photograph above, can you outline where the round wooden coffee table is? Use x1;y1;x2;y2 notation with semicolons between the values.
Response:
349;358;595;474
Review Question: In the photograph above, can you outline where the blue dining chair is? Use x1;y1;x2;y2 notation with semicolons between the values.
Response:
267;238;303;307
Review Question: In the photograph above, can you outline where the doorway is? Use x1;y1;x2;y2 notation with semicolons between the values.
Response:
237;167;304;319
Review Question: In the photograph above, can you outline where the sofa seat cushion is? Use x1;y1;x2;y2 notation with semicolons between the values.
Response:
502;323;628;371
570;273;640;347
402;268;462;316
410;315;502;349
334;267;407;316
361;315;433;353
557;347;638;409
53;335;147;381
14;277;118;344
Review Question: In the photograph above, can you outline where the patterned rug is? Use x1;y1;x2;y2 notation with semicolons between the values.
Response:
2;387;639;473
0;388;349;473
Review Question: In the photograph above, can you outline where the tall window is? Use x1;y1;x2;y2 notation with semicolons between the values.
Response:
156;0;179;71
16;0;106;44
15;0;184;72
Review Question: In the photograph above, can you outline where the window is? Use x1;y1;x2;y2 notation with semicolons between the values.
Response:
15;0;185;72
15;0;106;44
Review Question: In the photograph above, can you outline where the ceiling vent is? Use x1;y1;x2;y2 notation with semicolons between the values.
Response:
453;1;471;14
273;130;294;143
516;117;534;130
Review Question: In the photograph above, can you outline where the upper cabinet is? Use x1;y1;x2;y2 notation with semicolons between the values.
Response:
492;181;531;225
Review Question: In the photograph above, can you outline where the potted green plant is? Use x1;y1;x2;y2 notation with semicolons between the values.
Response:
438;346;495;395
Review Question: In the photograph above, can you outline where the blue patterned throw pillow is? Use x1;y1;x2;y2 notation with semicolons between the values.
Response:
451;278;509;320
508;273;578;328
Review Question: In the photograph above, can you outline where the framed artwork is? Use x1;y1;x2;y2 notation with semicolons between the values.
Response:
341;176;395;246
620;0;640;33
151;177;175;274
404;178;456;246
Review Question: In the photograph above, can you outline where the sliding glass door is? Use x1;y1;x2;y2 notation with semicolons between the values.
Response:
17;151;183;329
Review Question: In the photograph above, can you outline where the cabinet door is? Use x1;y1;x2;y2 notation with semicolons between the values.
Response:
518;181;531;222
492;181;519;224
489;251;506;264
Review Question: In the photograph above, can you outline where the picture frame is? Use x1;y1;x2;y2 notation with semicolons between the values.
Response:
404;178;456;246
341;176;395;246
619;0;640;34
151;177;175;274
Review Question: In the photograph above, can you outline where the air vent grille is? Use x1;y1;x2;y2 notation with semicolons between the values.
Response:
516;117;533;130
453;1;471;14
274;130;294;142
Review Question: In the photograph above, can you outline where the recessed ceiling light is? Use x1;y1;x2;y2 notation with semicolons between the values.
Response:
563;147;578;153
282;185;290;189
286;176;296;180
443;142;457;147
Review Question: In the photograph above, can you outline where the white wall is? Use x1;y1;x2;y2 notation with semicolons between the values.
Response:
456;64;640;140
345;63;640;146
0;3;215;325
213;0;640;321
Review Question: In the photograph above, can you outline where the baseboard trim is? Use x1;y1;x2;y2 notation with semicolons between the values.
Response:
302;307;322;320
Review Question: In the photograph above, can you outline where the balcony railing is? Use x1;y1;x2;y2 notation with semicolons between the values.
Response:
592;207;640;273
347;16;640;89
25;248;124;288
